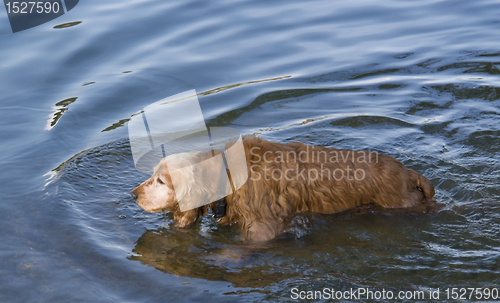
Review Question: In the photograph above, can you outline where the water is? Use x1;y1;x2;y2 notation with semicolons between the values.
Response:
1;0;499;302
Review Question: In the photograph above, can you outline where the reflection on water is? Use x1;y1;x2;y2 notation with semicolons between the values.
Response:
1;0;500;301
130;204;447;290
45;97;78;130
100;75;292;133
131;229;299;288
53;21;82;29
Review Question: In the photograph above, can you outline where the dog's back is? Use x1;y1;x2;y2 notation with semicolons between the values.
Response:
219;137;436;241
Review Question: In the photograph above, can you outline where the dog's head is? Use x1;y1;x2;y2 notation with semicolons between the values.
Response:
131;150;229;214
131;152;201;213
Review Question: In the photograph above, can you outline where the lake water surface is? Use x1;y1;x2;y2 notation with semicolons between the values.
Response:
1;0;499;302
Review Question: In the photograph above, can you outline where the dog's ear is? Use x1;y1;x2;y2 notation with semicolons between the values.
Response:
169;163;197;200
167;153;213;212
169;151;232;212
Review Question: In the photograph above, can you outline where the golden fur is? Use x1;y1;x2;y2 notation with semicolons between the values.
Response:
131;137;436;242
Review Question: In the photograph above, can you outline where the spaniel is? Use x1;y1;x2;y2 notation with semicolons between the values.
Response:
131;137;436;242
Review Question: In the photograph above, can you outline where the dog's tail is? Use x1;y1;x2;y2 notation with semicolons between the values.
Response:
409;169;436;202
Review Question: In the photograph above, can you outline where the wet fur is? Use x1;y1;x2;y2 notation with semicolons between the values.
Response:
132;137;436;242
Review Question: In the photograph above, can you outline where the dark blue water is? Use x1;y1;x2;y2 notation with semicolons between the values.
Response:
1;0;499;302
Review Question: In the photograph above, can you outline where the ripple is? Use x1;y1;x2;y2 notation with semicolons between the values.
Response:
53;21;82;29
2;0;500;300
45;97;78;130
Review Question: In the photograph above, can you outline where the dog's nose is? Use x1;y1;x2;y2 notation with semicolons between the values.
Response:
131;190;138;200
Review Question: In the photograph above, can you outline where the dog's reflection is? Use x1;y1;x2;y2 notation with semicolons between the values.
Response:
129;228;297;287
128;203;443;288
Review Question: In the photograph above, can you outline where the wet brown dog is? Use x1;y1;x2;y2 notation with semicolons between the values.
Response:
131;137;436;242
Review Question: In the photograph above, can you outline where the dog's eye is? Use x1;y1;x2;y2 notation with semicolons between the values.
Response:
417;186;423;192
157;178;165;185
